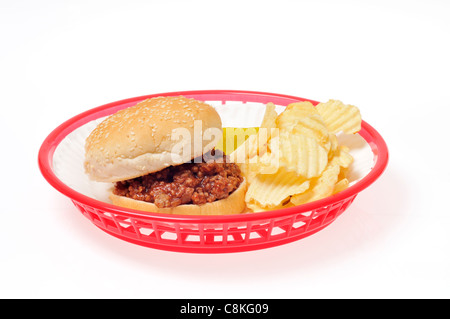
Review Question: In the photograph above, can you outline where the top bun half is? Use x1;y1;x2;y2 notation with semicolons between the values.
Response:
84;96;222;182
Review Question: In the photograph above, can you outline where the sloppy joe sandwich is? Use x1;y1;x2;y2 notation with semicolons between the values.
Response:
84;96;247;215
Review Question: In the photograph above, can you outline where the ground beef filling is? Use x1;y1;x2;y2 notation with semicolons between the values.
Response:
113;151;243;208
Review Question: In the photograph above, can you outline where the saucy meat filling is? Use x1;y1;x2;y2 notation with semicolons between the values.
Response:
113;150;243;208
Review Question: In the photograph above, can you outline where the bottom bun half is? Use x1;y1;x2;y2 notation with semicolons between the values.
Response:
109;179;247;215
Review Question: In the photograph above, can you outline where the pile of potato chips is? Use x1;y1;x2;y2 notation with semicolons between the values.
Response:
229;99;362;212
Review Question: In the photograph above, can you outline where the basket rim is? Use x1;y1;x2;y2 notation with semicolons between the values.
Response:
38;89;389;223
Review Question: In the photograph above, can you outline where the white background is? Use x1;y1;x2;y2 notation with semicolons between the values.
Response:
1;0;449;299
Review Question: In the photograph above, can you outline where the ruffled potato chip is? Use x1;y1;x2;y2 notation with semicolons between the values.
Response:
329;145;353;168
328;133;338;158
276;101;330;150
316;99;361;134
246;198;296;213
332;178;349;195
261;102;278;129
238;151;279;184
290;163;340;205
276;131;328;179
245;167;310;209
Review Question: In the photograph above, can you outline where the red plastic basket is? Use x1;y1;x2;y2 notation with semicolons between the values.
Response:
38;90;388;253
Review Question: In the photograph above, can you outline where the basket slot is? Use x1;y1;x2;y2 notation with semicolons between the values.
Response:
138;227;154;236
185;235;200;242
292;220;307;230
160;231;178;241
249;232;262;239
128;218;156;239
154;223;179;241
214;235;224;242
270;226;286;236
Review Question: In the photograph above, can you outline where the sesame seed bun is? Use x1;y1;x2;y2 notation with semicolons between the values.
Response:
84;96;222;182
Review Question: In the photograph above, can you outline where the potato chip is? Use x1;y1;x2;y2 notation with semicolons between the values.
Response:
284;101;318;116
329;145;353;168
246;197;295;212
328;132;338;158
245;167;310;209
332;178;349;195
261;102;278;129
245;201;269;213
238;151;279;184
276;101;330;149
276;131;328;179
229;128;277;164
256;150;280;174
315;99;361;134
290;163;340;205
